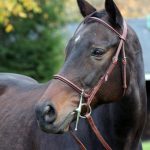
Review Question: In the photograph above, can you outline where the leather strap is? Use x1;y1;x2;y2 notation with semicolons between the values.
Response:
70;131;87;150
86;17;125;40
54;75;89;98
87;19;128;105
69;115;112;150
86;115;112;150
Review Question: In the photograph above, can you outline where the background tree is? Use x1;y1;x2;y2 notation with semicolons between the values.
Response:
0;0;66;82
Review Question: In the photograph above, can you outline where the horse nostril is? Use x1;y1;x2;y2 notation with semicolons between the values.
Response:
43;104;56;124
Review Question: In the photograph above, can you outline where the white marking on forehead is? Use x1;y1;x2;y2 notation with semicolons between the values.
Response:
75;35;81;43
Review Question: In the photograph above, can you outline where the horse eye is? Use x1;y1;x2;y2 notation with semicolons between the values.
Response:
91;48;104;57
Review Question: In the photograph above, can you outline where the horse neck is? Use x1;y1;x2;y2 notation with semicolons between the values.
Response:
89;78;147;149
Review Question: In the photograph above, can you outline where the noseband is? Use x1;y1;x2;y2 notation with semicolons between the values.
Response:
54;16;128;150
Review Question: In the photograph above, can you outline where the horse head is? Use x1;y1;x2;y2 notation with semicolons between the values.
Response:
35;0;141;134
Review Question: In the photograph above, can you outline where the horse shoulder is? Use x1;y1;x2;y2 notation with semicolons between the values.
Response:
0;74;48;150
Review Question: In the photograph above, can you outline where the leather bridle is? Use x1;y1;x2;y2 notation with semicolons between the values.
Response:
53;16;128;150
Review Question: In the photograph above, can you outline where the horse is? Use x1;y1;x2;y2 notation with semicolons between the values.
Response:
0;0;147;150
35;0;147;149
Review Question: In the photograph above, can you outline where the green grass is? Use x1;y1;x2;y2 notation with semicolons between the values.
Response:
143;141;150;150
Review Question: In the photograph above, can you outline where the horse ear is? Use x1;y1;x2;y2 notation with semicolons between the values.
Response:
105;0;123;27
77;0;96;17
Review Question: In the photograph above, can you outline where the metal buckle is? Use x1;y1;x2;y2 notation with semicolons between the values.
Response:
74;90;92;131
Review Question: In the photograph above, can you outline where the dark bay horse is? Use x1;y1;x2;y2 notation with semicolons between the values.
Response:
35;0;147;149
0;0;147;150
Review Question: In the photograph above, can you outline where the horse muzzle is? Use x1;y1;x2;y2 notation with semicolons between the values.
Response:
35;102;74;134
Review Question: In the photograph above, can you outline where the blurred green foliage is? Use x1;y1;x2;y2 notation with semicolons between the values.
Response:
142;141;150;150
0;0;66;82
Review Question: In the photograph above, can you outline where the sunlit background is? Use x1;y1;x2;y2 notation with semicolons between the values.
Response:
0;0;150;149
